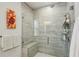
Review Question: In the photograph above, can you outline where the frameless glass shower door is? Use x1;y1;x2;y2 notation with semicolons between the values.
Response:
34;3;74;57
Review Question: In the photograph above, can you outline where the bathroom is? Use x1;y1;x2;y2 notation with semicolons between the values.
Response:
21;2;75;57
0;2;78;57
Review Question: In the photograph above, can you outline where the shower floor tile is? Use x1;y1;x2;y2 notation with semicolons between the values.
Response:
34;52;54;57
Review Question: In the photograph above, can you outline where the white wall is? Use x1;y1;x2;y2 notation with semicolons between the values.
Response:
0;2;22;36
74;3;79;20
0;2;22;57
69;2;79;57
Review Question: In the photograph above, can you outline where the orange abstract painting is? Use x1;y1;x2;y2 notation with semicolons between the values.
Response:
7;9;16;29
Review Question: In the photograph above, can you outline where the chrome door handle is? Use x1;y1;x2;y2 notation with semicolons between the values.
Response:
47;37;49;44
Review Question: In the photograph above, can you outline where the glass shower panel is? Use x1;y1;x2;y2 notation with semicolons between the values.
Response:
37;18;67;56
34;3;74;57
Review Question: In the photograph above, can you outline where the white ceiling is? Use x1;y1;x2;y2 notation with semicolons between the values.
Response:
26;2;67;10
26;2;58;10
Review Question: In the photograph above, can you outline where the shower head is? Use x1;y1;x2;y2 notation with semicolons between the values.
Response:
70;5;74;10
50;5;55;8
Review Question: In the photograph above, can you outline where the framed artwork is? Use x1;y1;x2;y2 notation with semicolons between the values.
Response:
7;9;16;29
